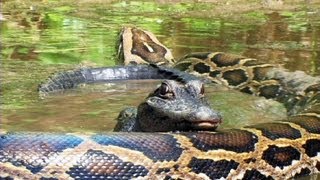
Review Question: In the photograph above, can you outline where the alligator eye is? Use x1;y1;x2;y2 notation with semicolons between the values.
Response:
159;83;169;96
158;83;173;98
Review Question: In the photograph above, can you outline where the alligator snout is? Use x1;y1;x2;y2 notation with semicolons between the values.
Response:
190;106;222;130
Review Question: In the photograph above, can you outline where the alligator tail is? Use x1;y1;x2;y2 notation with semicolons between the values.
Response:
38;64;200;96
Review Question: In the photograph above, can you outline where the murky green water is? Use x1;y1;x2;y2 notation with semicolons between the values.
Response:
1;2;319;179
1;1;320;133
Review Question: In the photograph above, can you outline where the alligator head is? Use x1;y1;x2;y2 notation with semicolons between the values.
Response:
136;80;222;132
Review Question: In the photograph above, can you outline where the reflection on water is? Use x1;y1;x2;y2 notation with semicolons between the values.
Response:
1;1;319;72
2;80;286;132
3;81;159;132
0;1;318;132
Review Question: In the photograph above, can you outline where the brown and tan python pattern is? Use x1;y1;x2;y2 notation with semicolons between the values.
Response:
117;27;175;66
1;27;319;179
1;117;320;179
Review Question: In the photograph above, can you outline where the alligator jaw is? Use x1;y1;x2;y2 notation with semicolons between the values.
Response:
178;117;222;131
190;120;221;130
188;105;223;130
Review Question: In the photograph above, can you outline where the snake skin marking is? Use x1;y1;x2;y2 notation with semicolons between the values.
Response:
302;139;320;158
288;114;320;134
175;53;284;97
262;145;301;169
173;62;193;72
222;69;249;86
252;66;276;81
210;52;244;67
155;167;172;174
208;70;220;78
182;52;212;60
257;84;282;99
67;150;149;179
91;133;183;162
242;59;266;66
0;132;83;174
185;130;258;153
118;27;175;66
242;169;274;180
188;157;239;179
246;123;301;140
192;62;211;74
293;167;312;178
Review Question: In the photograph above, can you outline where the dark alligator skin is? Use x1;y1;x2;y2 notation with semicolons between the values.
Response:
38;64;201;96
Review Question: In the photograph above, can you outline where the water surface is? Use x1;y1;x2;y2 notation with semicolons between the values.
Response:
1;1;319;132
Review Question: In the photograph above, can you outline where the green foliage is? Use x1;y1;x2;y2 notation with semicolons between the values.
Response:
280;11;309;32
53;6;75;13
242;11;268;22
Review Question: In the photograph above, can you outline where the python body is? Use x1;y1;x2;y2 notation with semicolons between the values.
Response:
1;27;320;179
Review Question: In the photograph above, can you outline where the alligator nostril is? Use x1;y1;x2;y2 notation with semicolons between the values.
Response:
195;107;222;123
206;117;221;124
